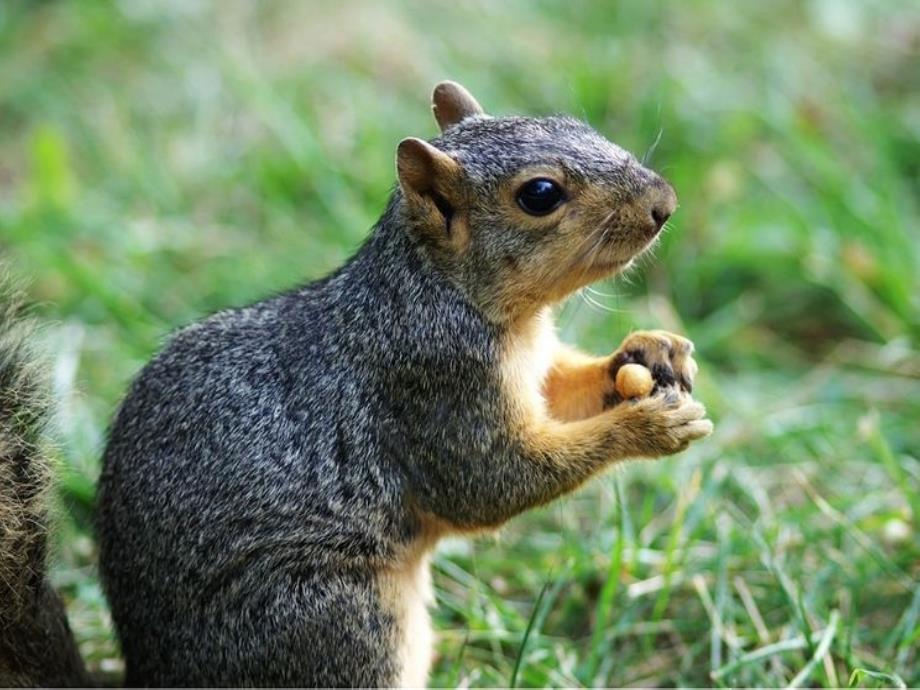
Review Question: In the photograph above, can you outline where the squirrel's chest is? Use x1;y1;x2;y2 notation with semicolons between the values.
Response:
498;309;558;420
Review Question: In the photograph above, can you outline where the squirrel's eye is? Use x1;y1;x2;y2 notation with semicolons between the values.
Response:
516;178;565;216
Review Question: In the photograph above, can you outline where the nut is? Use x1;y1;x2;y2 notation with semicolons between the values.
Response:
615;363;654;399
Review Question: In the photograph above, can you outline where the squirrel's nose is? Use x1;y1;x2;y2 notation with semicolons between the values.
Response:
647;178;677;233
651;204;671;230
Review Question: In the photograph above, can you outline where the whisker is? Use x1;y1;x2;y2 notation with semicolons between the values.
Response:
642;128;664;166
579;290;620;314
585;285;620;299
574;234;608;287
566;222;610;285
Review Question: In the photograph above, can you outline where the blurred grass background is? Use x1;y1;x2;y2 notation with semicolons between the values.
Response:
1;0;918;686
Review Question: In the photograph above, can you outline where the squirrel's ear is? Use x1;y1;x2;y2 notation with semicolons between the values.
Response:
396;137;460;199
432;81;485;132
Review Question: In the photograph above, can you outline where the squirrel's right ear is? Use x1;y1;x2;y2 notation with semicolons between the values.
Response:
432;81;485;131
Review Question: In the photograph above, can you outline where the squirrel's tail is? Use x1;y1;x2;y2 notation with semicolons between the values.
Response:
0;277;86;687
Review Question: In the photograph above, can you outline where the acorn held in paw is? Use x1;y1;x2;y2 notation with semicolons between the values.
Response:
615;363;654;399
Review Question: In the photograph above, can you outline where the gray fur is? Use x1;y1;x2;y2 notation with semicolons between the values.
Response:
98;200;495;685
98;112;672;686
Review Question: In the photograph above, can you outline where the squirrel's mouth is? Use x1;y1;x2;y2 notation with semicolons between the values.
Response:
562;220;657;294
551;242;637;304
569;253;633;289
586;228;653;273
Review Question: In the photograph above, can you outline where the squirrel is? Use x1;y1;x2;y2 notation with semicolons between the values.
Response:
0;82;711;687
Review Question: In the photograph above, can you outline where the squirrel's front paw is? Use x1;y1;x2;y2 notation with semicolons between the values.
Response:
618;390;713;457
607;331;697;404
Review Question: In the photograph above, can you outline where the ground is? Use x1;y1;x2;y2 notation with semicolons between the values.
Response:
0;1;918;686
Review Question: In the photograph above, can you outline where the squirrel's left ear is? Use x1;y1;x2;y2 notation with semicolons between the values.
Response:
397;138;466;245
432;81;485;132
396;137;460;201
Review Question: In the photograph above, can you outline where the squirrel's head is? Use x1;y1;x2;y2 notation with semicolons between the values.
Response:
395;81;677;324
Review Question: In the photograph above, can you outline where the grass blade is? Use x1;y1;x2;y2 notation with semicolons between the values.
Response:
848;668;907;689
786;609;839;689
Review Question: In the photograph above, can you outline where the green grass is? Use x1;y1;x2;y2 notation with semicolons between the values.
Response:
1;0;918;686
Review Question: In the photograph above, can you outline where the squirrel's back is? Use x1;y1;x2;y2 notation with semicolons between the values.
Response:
96;215;499;685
